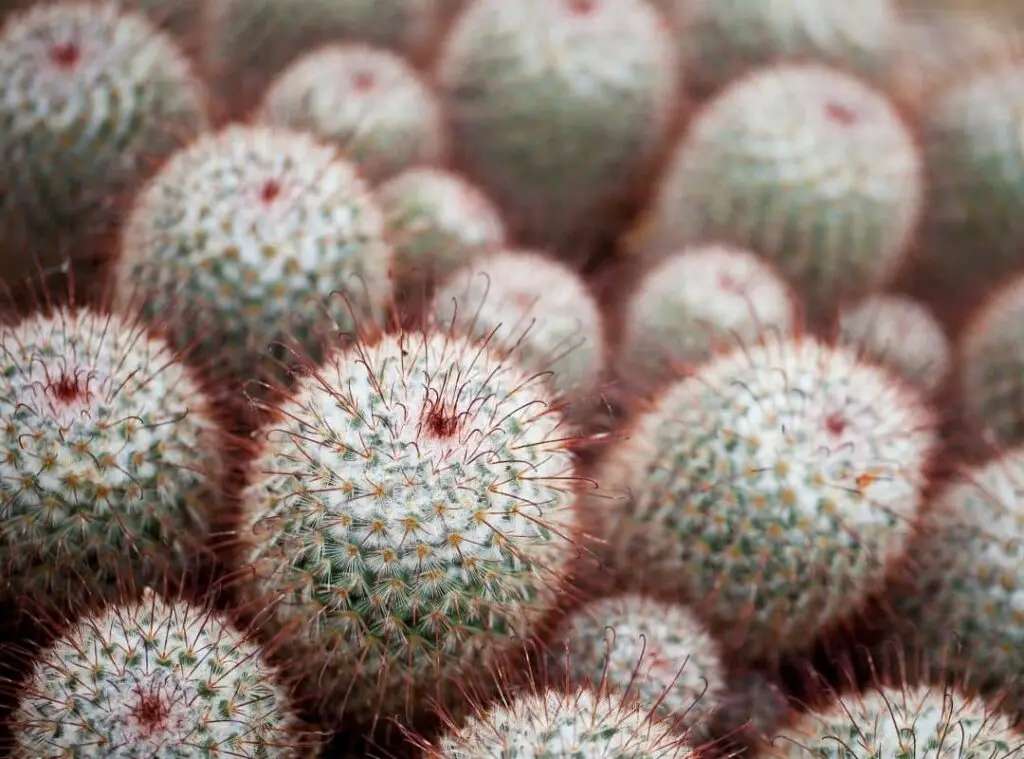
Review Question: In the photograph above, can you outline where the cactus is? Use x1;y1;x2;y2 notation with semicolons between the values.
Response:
0;0;208;285
205;0;441;117
429;687;694;758
552;594;725;728
838;294;951;395
9;587;316;757
431;249;605;398
0;308;224;610
114;124;393;389
768;682;1021;757
681;0;900;98
618;244;795;389
237;329;582;724
377;167;507;307
435;0;679;250
596;333;937;662
639;63;922;317
257;43;446;184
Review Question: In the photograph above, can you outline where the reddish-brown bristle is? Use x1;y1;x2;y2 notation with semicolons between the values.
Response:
825;412;847;436
425;402;459;438
259;179;281;204
49;41;80;69
49;372;84;404
131;688;170;736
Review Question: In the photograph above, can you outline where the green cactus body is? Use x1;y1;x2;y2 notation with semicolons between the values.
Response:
959;275;1024;446
114;125;393;389
838;294;950;395
435;0;679;249
432;687;694;758
553;594;725;728
598;334;936;662
431;249;605;398
0;309;222;610
238;330;580;723
0;0;208;283
377;167;507;303
10;588;316;758
619;244;795;390
768;684;1021;758
206;0;440;116
641;63;921;317
682;0;899;98
258;44;446;184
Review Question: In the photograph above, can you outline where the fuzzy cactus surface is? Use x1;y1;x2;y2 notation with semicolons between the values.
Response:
114;124;393;389
436;0;679;250
0;0;208;284
10;587;314;757
0;309;222;609
598;334;936;662
258;43;446;184
640;63;922;317
430;687;694;758
238;329;581;723
619;244;795;389
431;249;605;397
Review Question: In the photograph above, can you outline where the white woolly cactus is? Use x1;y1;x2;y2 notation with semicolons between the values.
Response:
436;0;679;249
0;0;208;283
598;333;936;662
838;294;951;395
640;63;922;316
432;249;606;398
619;244;796;389
206;0;440;115
768;682;1022;758
430;687;695;758
114;124;393;388
960;274;1024;446
0;309;222;608
378;167;507;303
10;588;316;758
682;0;900;97
258;44;446;184
238;329;581;723
552;594;726;728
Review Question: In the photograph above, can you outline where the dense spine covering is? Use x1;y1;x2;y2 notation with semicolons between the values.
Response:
238;330;581;723
0;309;222;609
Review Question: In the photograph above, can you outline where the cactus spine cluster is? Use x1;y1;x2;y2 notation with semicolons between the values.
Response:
238;329;581;723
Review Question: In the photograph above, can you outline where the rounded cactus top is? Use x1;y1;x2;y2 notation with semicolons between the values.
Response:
10;588;311;758
431;249;605;397
601;333;936;660
239;329;581;712
553;594;726;726
434;687;695;758
768;683;1020;758
258;43;446;183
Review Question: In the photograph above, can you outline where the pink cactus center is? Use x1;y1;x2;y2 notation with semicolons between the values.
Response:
131;689;170;737
718;273;745;294
50;372;84;404
824;412;847;436
566;0;596;15
824;101;857;126
351;71;375;92
49;41;80;69
425;400;459;438
259;180;281;204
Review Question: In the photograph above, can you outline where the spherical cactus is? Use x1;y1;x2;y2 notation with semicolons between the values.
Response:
435;0;679;250
681;0;900;98
838;294;951;395
618;244;796;390
597;333;937;662
959;274;1024;446
0;0;208;284
431;249;606;398
10;587;317;758
114;124;393;390
552;594;726;728
429;687;695;758
377;167;507;307
0;308;223;611
639;63;922;317
237;329;582;724
257;44;447;184
768;682;1021;758
205;0;440;117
